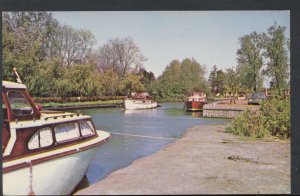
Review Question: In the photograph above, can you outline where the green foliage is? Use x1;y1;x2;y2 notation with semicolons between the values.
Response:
2;12;290;103
236;23;289;95
225;109;270;138
57;64;102;97
237;32;264;92
27;59;63;97
226;98;290;139
2;12;150;98
151;58;208;102
99;69;119;96
259;98;290;139
208;65;226;95
139;68;156;91
119;73;146;95
263;23;290;95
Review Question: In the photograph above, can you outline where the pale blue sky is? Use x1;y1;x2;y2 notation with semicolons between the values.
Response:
51;11;290;79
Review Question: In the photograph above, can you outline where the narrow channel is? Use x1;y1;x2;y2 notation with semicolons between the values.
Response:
71;103;230;186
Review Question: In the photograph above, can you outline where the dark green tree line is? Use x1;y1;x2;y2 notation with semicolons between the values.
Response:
151;58;208;101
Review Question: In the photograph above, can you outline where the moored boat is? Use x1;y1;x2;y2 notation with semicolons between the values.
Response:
185;92;207;112
2;80;110;195
124;92;157;110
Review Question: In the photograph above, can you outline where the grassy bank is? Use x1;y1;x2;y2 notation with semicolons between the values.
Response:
38;100;123;107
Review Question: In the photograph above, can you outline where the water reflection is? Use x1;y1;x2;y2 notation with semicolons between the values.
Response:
189;112;203;118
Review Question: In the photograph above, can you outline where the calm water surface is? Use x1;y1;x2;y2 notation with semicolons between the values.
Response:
73;102;230;185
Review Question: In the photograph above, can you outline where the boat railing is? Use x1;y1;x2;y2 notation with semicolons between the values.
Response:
43;113;84;121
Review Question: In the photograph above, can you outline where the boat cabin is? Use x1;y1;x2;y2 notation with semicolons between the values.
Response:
187;92;206;102
129;92;152;99
2;81;98;164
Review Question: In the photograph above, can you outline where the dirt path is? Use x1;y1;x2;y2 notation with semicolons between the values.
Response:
75;125;290;195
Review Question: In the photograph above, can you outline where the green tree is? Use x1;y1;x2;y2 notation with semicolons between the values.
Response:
224;67;241;103
2;12;57;83
138;68;156;91
56;64;102;97
208;65;218;94
237;32;264;92
100;69;119;96
151;58;208;101
119;73;146;96
262;23;290;96
180;58;207;95
216;70;226;95
28;59;63;97
209;65;226;95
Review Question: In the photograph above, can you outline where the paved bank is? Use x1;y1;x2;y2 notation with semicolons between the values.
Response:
75;125;290;195
203;101;260;118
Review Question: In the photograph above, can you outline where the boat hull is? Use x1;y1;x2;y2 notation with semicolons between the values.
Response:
124;99;157;110
3;130;110;195
185;101;206;111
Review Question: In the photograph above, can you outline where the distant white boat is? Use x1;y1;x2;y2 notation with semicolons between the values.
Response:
124;92;158;110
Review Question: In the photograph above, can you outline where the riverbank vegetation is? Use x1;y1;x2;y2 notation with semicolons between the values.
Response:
226;97;290;139
2;12;289;103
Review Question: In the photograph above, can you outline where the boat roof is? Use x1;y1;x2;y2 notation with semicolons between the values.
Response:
189;95;205;98
2;81;27;89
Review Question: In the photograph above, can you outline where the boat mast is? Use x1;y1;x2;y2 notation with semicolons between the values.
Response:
13;67;23;84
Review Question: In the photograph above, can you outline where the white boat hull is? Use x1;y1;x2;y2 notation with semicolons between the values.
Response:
3;130;109;195
124;99;157;110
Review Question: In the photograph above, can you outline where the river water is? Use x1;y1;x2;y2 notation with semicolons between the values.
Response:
73;102;229;185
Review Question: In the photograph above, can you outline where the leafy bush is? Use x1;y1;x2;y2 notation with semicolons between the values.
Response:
260;98;290;139
226;98;290;139
225;109;270;138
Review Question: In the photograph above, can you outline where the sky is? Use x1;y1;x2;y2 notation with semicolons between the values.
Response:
51;11;290;80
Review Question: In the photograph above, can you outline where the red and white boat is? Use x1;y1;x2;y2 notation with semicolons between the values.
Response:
2;80;110;195
124;92;157;110
185;92;207;112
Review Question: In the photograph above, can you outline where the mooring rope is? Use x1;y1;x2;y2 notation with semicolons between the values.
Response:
107;131;289;144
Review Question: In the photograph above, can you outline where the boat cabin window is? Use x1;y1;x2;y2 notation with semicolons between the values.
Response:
28;127;53;150
2;97;8;120
80;121;95;137
55;123;80;143
7;91;33;116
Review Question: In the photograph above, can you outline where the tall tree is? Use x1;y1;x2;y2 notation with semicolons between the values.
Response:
237;32;264;92
151;58;208;101
180;58;207;95
97;37;147;76
55;25;96;67
208;65;218;93
119;73;146;96
2;12;57;83
208;65;226;95
224;67;241;103
262;23;289;95
138;68;156;91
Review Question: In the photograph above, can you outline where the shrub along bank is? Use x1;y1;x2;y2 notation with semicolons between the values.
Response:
226;98;290;139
